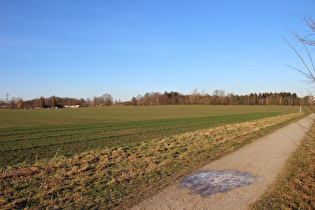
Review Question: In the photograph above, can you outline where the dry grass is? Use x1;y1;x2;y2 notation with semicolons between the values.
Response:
0;113;300;209
250;116;315;210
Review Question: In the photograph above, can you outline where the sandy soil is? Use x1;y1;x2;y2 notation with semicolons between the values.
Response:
131;114;314;210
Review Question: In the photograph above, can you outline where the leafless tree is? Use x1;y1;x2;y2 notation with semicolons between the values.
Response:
39;97;45;108
102;93;113;106
283;13;315;208
283;13;315;86
50;96;56;108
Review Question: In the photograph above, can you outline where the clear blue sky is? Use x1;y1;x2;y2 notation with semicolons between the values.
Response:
1;0;314;102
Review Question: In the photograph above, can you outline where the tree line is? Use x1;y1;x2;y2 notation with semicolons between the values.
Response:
0;94;113;109
121;90;311;106
0;90;312;109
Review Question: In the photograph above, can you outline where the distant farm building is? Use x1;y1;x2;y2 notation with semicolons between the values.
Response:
64;105;80;108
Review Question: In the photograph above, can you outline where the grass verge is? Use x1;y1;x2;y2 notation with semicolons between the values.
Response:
0;113;302;209
249;115;315;209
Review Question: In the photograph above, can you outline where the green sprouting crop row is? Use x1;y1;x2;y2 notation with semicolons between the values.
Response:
0;105;301;168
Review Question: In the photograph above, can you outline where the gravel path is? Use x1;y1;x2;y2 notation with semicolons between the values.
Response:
132;114;314;210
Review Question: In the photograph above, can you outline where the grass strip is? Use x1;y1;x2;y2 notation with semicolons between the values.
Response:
0;113;301;209
249;117;315;209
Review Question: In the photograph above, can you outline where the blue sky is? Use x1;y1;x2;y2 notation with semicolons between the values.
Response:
1;0;314;102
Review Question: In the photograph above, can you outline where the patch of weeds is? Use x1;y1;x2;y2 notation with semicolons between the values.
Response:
250;118;315;209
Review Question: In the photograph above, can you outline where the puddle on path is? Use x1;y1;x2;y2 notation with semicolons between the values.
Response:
179;170;262;197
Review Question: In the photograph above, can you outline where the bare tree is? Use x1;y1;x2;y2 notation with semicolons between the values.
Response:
50;96;56;108
282;12;315;208
290;14;315;47
39;97;45;108
102;93;113;106
131;97;138;106
86;98;92;107
189;88;199;104
283;13;315;85
10;97;16;109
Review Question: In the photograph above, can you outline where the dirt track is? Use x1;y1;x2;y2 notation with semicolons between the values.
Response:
132;114;314;210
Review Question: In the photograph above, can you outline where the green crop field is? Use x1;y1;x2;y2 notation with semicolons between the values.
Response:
0;105;300;168
0;105;307;209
